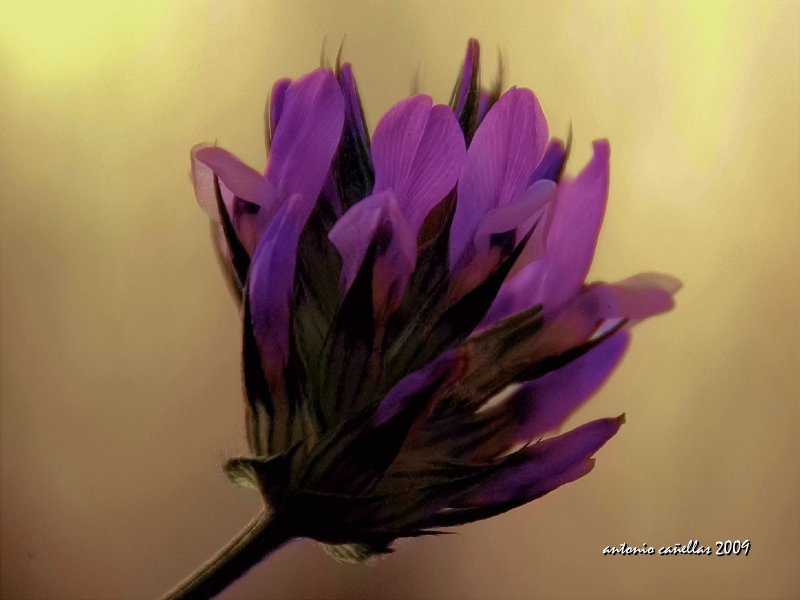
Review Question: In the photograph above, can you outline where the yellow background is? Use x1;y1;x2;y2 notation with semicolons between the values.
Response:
1;1;798;598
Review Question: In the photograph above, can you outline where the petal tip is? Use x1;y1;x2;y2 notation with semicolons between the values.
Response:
191;142;219;165
190;141;211;157
592;139;611;157
633;272;683;296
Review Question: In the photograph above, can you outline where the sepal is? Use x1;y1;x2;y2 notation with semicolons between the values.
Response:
223;449;298;509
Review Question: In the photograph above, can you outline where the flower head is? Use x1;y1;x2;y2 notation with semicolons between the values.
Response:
190;39;679;560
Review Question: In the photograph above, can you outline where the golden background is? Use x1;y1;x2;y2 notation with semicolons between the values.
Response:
1;1;798;598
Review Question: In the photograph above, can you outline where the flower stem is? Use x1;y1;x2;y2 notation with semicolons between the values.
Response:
160;511;292;600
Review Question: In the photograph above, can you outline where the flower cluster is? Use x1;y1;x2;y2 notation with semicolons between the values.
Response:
190;39;678;560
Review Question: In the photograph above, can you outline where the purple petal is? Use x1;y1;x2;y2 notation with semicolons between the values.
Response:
268;78;291;141
509;195;557;276
304;349;470;498
372;214;417;320
373;348;469;427
453;39;480;117
371;96;466;231
329;193;385;288
507;331;629;442
449;179;555;304
481;258;545;326
265;69;344;225
482;140;611;323
475;179;555;241
333;63;374;211
450;88;550;268
537;139;610;311
530;138;567;183
328;191;416;319
338;63;368;144
248;193;317;385
468;416;624;506
477;89;492;123
450;180;554;300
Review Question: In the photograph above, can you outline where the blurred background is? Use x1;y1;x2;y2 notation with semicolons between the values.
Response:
1;1;798;598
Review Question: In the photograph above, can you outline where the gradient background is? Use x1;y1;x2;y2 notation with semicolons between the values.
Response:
1;1;798;598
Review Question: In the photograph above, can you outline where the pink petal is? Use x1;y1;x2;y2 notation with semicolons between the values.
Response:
371;96;466;231
191;144;272;219
595;272;681;320
191;144;272;253
450;87;549;268
532;272;680;359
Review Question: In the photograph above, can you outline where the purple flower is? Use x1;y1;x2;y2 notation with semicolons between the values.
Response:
189;40;679;561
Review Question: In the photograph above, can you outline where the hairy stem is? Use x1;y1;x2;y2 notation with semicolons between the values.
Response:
160;511;292;600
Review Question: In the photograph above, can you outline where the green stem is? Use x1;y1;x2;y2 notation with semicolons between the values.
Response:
160;511;292;600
